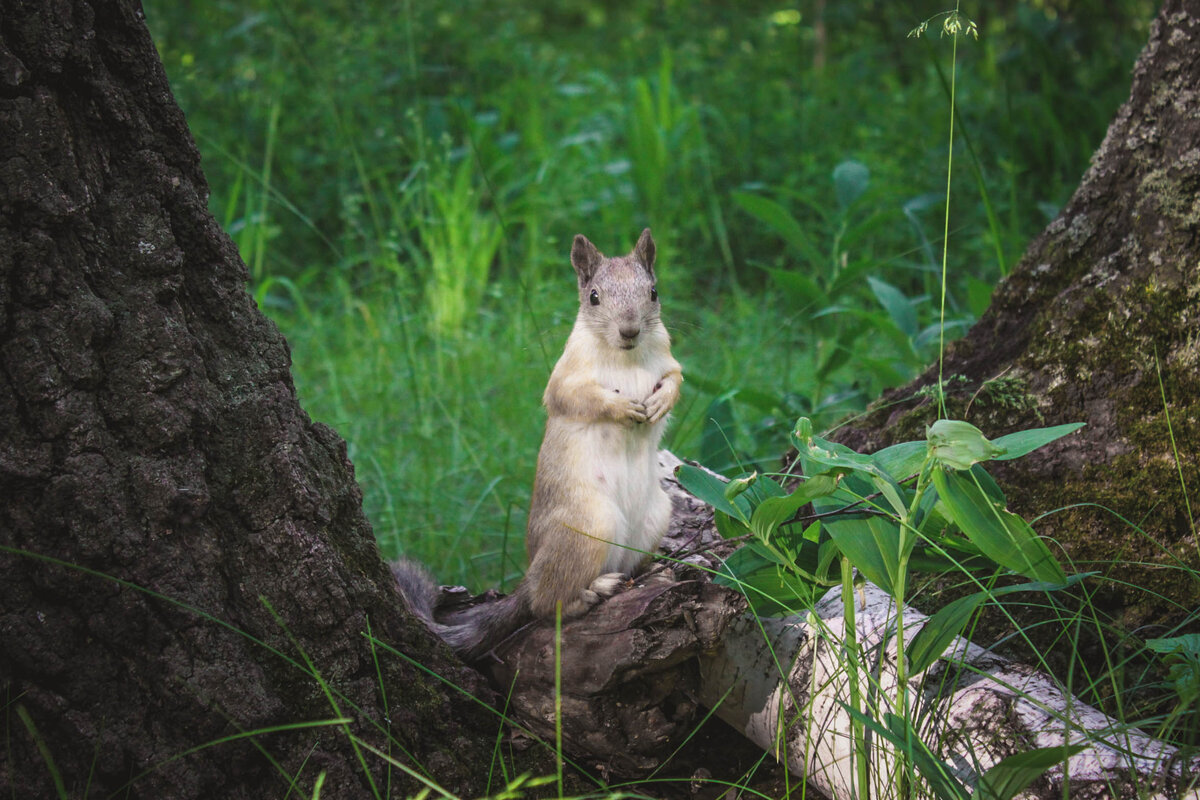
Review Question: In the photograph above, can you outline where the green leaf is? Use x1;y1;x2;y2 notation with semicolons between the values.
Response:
932;467;1066;584
927;419;1006;470
1146;633;1200;656
826;514;901;594
833;160;870;209
715;542;822;615
871;473;910;519
750;473;841;540
992;423;1086;461
867;276;918;337
793;417;883;477
1146;634;1200;702
871;440;927;480
765;267;829;310
975;745;1088;800
840;706;969;800
714;510;752;540
906;574;1092;675
676;465;749;523
732;191;823;266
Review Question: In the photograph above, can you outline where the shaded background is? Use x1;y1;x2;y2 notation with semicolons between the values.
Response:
143;0;1154;587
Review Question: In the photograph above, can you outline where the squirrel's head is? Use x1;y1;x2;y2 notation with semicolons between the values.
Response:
570;228;663;352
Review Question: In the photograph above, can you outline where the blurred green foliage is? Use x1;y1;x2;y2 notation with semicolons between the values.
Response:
144;0;1153;583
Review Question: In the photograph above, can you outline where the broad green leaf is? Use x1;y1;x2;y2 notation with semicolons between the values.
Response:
975;745;1087;800
676;465;749;523
871;473;910;519
992;423;1086;461
871;440;926;481
1146;634;1200;701
833;160;870;209
715;542;823;615
840;705;969;800
732;191;823;266
793;418;882;476
751;473;841;540
906;542;991;574
932;467;1066;584
1146;633;1200;655
927;419;1005;470
868;276;918;337
714;510;751;540
765;267;829;310
826;514;901;593
906;574;1093;675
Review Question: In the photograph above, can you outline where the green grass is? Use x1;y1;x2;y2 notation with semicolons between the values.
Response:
142;1;1152;592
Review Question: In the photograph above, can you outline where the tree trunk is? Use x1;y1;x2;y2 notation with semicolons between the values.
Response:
834;0;1200;630
0;2;551;797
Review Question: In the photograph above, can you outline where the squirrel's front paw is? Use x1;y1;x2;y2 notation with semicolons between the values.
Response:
643;385;676;423
621;397;649;425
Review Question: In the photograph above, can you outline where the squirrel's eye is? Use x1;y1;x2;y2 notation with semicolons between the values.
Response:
589;289;600;306
650;287;658;302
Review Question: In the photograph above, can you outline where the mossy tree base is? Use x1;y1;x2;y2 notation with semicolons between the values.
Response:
835;0;1200;633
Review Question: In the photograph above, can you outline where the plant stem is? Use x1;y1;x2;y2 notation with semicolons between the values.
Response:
937;4;961;421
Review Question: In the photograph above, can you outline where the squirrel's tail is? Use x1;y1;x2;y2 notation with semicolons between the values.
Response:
391;559;530;661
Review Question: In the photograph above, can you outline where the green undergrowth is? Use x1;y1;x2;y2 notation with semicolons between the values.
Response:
129;2;1188;793
141;0;1154;589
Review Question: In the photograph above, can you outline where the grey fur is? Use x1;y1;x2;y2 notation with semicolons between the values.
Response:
572;229;660;351
391;559;530;661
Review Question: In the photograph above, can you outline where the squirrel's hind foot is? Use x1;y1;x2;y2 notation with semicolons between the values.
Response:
585;571;630;603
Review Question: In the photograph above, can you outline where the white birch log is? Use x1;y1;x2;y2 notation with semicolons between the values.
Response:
696;580;1200;799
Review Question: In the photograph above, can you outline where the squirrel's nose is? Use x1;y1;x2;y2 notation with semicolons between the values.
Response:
619;324;641;340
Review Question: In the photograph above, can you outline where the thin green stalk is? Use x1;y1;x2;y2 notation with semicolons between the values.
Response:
1154;346;1197;558
840;558;871;798
937;5;962;421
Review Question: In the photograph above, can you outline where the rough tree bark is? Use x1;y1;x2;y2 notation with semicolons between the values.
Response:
834;0;1200;629
0;2;553;798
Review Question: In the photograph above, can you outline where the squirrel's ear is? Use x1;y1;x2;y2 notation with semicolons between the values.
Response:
634;228;656;275
571;234;601;285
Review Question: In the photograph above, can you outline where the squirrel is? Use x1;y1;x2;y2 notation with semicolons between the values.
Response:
394;228;682;660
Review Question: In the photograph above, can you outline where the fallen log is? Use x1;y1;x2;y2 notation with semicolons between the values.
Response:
699;582;1200;799
437;452;1200;798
